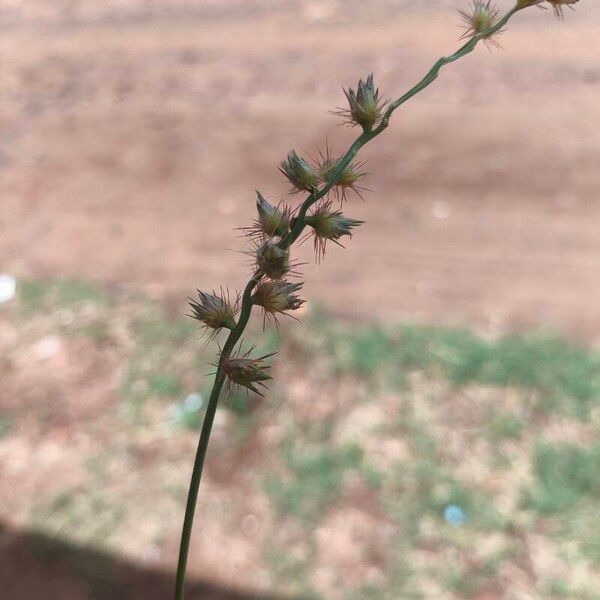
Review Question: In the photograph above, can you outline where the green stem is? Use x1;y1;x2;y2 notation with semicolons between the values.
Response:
174;274;259;600
174;7;521;598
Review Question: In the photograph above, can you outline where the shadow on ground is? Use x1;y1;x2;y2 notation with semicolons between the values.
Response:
0;522;279;600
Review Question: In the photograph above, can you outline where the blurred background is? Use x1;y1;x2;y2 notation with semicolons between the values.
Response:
1;1;600;598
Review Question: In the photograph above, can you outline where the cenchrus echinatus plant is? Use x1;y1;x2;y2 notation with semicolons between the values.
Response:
175;1;582;597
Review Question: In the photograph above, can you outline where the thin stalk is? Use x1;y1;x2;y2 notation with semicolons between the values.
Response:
175;7;521;599
174;274;260;600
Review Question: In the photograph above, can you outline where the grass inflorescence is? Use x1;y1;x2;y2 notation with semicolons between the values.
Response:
177;2;587;598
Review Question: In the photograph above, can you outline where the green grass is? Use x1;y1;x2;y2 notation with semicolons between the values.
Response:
526;442;600;515
30;488;124;549
265;436;366;519
18;278;106;315
569;500;600;565
487;412;526;441
0;416;12;438
304;319;600;418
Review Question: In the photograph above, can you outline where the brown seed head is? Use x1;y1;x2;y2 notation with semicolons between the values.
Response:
515;0;578;17
459;1;503;48
305;201;363;261
221;348;275;396
317;143;367;204
546;0;579;18
242;192;291;240
256;239;291;279
188;289;238;338
279;150;319;192
339;74;386;132
252;280;304;319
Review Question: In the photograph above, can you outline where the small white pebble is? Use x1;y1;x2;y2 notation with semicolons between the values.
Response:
432;201;450;220
35;335;62;360
0;275;16;303
184;393;203;411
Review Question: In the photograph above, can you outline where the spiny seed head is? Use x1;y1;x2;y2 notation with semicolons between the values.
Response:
256;239;291;279
279;150;319;192
257;192;291;237
317;144;367;204
242;192;291;240
188;289;238;336
546;0;579;17
320;159;363;188
252;280;304;316
221;348;275;396
340;74;385;132
459;1;502;47
305;201;363;261
515;0;578;17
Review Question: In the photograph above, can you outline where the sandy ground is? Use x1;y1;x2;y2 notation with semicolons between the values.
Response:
1;3;600;597
2;1;600;338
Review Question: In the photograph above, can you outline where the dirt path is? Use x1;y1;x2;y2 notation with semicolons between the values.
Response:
2;1;600;338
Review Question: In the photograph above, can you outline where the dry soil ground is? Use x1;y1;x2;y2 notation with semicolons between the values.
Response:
1;2;600;599
1;0;600;338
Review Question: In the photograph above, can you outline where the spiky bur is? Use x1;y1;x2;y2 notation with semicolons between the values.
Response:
251;280;304;326
317;144;367;204
221;348;275;397
337;74;386;132
255;239;291;279
188;289;238;341
279;150;319;193
546;0;579;18
304;201;363;261
460;1;502;48
516;0;579;17
242;192;291;240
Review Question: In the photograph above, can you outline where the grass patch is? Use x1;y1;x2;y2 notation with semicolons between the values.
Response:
526;442;600;515
30;489;124;548
306;318;600;418
568;500;600;565
0;416;12;438
487;412;526;441
265;436;365;520
18;278;106;315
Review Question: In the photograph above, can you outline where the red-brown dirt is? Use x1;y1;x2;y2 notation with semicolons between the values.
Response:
1;2;600;598
2;1;599;339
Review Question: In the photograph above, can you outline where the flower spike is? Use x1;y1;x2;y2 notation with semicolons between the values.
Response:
546;0;579;18
255;239;291;279
188;288;238;341
515;0;578;18
221;346;276;397
241;191;291;240
305;201;363;262
459;1;503;48
316;142;368;205
279;150;319;192
337;74;386;132
252;280;305;327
